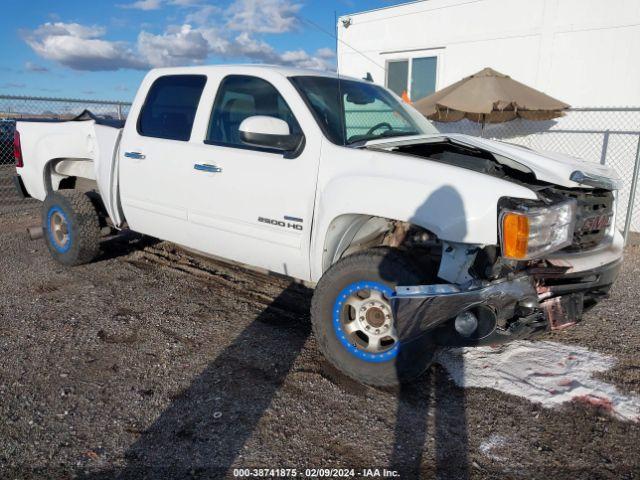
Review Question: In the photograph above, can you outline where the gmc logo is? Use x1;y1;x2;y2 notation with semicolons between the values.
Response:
581;214;611;232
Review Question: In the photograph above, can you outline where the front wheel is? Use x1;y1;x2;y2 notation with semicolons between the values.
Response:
42;190;102;266
311;248;436;386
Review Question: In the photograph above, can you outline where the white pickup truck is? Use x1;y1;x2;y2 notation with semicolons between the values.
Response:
13;65;623;385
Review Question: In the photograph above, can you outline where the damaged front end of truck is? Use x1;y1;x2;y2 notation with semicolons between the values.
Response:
392;254;622;348
367;134;624;348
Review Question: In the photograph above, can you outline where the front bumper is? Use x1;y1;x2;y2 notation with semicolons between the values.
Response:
391;258;622;347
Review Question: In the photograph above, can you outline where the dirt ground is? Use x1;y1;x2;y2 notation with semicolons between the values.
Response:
1;205;639;480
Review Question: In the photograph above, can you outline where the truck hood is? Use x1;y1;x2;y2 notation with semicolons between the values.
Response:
365;133;621;190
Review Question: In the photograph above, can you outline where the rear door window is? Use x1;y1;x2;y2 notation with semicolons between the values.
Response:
138;75;207;141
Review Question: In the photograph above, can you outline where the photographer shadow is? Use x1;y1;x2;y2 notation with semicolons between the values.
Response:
387;186;470;479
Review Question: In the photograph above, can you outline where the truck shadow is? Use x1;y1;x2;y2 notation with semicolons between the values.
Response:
83;282;312;479
98;230;160;262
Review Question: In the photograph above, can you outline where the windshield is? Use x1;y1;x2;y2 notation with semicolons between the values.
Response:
290;75;439;146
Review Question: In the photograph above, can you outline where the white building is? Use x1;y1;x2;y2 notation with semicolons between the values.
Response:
337;0;640;107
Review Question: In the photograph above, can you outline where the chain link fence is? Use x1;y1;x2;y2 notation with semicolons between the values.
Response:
0;95;131;215
434;108;640;236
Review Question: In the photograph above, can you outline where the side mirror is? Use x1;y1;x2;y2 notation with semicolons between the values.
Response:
239;116;302;152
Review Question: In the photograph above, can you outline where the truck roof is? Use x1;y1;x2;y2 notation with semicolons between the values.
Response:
146;64;363;82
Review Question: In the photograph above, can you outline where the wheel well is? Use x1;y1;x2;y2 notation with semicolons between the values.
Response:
322;214;441;279
44;158;97;194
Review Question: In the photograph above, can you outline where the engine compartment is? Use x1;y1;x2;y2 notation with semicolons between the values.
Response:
379;139;541;185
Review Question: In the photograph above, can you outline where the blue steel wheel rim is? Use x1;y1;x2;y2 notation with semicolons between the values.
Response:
332;280;399;363
46;206;72;253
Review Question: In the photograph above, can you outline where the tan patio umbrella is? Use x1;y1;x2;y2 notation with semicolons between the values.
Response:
412;67;570;125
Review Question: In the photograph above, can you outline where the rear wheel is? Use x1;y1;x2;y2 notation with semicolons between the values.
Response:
42;190;101;266
311;248;436;386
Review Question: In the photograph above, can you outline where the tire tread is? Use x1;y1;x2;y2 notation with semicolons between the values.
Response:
42;190;101;266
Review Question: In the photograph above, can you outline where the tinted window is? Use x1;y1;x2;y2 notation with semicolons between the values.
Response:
138;75;206;141
207;75;301;147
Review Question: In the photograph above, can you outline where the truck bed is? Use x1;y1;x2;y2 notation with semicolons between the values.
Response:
15;114;124;226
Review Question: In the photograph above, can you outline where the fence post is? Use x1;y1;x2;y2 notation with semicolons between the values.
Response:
600;130;610;165
623;135;640;244
117;104;123;121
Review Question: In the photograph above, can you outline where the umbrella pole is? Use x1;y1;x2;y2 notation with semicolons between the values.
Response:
480;115;485;138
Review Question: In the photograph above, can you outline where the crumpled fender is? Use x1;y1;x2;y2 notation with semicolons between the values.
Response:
309;143;538;282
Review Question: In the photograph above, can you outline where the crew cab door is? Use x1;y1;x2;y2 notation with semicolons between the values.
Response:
186;74;320;280
118;74;207;246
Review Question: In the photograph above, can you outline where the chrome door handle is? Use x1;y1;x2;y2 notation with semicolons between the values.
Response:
194;163;223;173
124;151;146;160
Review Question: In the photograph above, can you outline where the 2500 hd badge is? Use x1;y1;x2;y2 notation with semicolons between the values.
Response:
258;216;304;231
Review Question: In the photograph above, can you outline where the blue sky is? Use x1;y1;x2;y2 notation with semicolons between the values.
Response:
0;0;403;101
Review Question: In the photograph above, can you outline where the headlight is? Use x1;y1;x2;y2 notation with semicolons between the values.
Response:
500;199;577;260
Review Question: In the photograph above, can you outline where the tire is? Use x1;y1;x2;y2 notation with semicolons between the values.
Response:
42;190;101;266
311;248;436;387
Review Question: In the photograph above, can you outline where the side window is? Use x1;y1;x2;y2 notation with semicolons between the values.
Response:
138;75;207;141
206;75;301;148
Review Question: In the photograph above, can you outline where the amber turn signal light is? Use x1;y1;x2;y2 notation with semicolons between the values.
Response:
502;212;530;259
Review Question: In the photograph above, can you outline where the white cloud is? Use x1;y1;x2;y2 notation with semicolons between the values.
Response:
135;26;334;70
137;25;211;67
279;49;331;70
25;61;49;73
215;32;331;70
118;0;202;9
169;0;202;5
228;31;281;63
33;22;106;39
23;1;335;73
316;47;335;59
23;22;146;71
184;5;223;25
226;0;302;34
118;0;163;10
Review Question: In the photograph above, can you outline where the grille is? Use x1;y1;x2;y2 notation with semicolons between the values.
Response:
564;189;614;251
